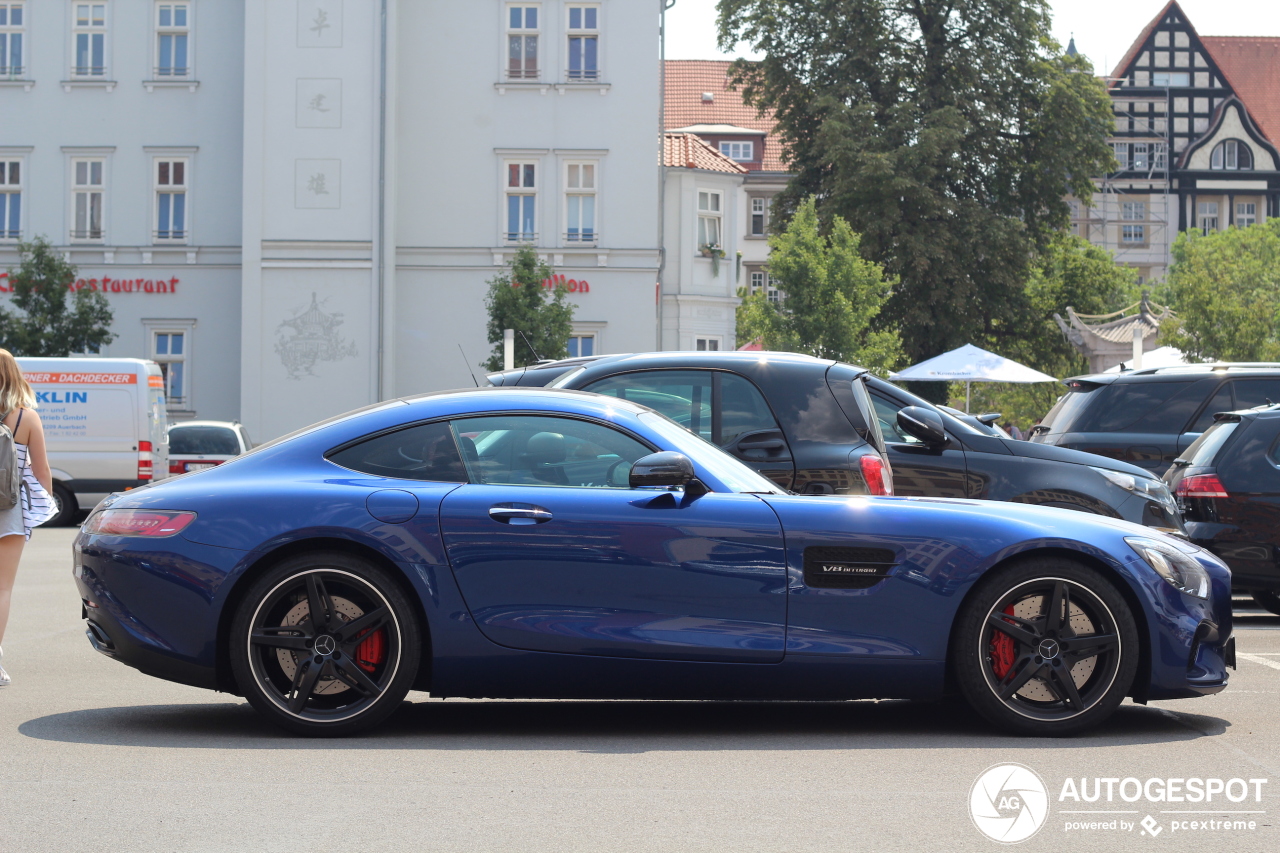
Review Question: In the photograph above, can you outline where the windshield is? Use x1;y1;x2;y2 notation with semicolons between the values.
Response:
637;411;782;494
548;366;588;388
1177;420;1239;468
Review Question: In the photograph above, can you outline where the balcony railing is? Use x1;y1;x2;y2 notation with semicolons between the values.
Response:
564;231;597;244
70;228;104;241
153;66;190;78
70;65;107;78
504;231;538;244
153;229;187;242
566;68;600;82
506;67;540;81
0;65;25;79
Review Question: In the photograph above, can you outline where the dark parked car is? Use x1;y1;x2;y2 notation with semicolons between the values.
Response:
1164;404;1280;613
485;355;604;388
1031;364;1280;474
550;353;1183;530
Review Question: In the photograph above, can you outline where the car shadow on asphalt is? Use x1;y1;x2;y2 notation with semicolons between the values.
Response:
16;698;1227;751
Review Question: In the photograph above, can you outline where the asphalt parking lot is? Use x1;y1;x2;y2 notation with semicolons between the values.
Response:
2;528;1278;852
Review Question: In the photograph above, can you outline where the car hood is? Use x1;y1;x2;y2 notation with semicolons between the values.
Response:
1002;438;1155;479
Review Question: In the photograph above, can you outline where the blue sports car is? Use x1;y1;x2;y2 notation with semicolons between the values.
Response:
73;388;1234;737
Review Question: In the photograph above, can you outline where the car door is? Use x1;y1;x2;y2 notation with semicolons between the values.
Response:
437;413;789;662
581;369;797;489
867;391;969;498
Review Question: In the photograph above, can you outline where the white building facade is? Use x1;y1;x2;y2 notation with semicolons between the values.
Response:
2;0;667;441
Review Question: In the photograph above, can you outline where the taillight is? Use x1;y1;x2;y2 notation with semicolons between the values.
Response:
83;509;196;537
169;462;185;475
1176;473;1228;499
138;440;153;481
861;454;893;496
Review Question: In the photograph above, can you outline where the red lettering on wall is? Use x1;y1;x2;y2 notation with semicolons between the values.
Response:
525;273;592;294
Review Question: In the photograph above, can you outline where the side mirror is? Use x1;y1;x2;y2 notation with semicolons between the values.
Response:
630;452;705;493
897;406;949;447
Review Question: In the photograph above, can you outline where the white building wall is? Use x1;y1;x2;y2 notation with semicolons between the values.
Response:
0;0;245;422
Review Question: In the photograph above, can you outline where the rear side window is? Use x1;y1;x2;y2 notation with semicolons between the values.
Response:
585;370;714;440
328;421;467;482
1189;382;1233;433
826;364;883;451
1231;378;1280;410
169;426;241;455
1038;389;1096;435
1179;420;1238;468
1076;379;1210;433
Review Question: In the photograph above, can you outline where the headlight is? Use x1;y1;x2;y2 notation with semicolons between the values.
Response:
1125;536;1211;599
1092;467;1179;514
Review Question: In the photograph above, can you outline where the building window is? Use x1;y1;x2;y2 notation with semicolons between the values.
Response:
1131;143;1150;171
564;161;596;244
155;3;189;78
750;197;768;236
1236;202;1257;228
566;5;598;81
1121;224;1145;244
0;3;24;79
153;330;187;407
1151;71;1189;86
695;337;721;352
567;334;595;358
1112;142;1128;171
0;159;19;239
506;5;538;81
154;158;187;241
749;270;782;303
1153;143;1168;170
71;158;104;241
505;161;537;243
697;190;722;250
1198;202;1219;234
1211;139;1253;171
72;4;107;78
720;141;754;162
1122;201;1146;221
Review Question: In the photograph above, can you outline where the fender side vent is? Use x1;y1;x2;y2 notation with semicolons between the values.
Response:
804;546;897;589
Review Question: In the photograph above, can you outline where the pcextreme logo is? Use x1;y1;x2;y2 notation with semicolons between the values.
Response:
970;764;1050;843
969;764;1269;843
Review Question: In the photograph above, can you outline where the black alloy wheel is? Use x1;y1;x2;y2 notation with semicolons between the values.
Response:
1251;591;1280;617
230;552;421;736
953;559;1139;736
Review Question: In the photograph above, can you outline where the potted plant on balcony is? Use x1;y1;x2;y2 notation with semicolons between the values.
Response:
699;243;725;276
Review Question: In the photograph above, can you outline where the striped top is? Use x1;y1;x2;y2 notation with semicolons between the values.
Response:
16;443;55;537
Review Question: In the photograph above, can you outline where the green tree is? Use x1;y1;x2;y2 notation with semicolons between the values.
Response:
1158;220;1280;362
718;0;1116;374
483;245;575;371
736;198;902;374
0;236;116;356
962;233;1139;428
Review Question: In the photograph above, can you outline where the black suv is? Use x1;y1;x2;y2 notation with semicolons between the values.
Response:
545;352;1183;530
1031;364;1280;474
1164;404;1280;613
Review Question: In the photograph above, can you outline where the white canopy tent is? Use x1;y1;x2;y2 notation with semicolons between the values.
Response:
890;344;1059;412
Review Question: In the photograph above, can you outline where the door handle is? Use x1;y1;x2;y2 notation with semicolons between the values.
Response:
488;504;553;525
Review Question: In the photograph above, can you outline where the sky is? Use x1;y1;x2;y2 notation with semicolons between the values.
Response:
665;0;1280;77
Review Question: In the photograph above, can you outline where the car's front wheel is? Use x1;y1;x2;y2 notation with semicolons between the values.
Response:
230;552;421;736
953;559;1139;736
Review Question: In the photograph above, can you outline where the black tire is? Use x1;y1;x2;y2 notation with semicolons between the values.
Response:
230;552;421;737
952;558;1139;737
1251;591;1280;616
43;483;78;527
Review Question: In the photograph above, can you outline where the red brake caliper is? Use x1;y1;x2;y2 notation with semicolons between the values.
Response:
990;605;1017;679
355;629;386;672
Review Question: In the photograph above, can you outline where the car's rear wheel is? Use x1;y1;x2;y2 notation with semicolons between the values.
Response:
953;559;1139;736
230;552;421;737
1251;591;1280;617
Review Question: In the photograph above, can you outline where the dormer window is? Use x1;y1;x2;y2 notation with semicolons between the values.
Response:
1211;139;1253;170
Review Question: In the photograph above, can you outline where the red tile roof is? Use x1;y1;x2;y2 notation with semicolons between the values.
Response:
663;132;747;174
1201;37;1280;144
664;60;789;172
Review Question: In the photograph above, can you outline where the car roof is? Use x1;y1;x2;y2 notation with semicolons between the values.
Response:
1067;363;1280;385
395;385;658;417
573;351;839;372
168;420;242;429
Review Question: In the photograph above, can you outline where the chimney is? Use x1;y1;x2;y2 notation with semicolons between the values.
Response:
701;92;715;104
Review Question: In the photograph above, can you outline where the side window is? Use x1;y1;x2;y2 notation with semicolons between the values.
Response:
1230;379;1280;411
1079;380;1210;433
871;393;921;444
451;415;651;489
1190;382;1233;433
719;372;782;447
327;421;468;482
585;370;713;440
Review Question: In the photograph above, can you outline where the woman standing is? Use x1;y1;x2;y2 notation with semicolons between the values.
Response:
0;350;56;687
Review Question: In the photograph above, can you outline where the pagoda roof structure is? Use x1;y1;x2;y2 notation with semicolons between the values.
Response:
1054;294;1175;374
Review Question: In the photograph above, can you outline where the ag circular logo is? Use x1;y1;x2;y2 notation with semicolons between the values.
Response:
969;763;1050;843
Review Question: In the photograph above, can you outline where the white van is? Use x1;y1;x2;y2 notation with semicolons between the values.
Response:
16;357;170;525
